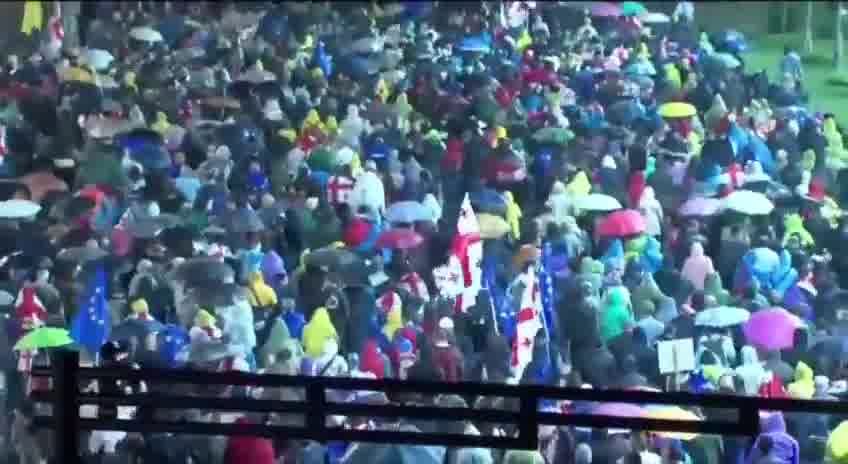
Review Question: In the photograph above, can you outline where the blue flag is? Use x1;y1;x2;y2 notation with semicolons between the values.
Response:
71;268;111;356
539;243;556;339
313;41;333;79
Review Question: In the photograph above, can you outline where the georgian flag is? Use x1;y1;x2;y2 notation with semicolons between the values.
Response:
511;268;543;378
452;194;483;313
0;125;8;163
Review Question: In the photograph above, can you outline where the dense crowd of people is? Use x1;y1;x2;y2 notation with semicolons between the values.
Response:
3;1;848;463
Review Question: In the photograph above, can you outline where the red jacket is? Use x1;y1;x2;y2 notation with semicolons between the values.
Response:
225;419;275;464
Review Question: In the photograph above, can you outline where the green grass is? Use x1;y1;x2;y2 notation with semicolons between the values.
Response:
746;32;848;124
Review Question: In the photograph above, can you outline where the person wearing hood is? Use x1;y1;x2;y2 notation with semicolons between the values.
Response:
600;286;634;343
302;306;338;359
681;242;715;291
746;412;800;464
615;352;649;389
545;180;574;226
703;271;731;306
782;213;815;250
763;350;795;385
350;160;386;218
503;190;522;241
246;271;278;310
735;345;768;395
638;186;663;237
786;361;815;399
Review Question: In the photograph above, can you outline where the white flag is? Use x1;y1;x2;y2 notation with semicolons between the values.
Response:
511;268;543;378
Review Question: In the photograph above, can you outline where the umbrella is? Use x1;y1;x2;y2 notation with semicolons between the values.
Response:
57;246;109;263
202;96;241;110
376;229;424;250
532;127;574;145
110;318;166;342
639;11;670;23
591;2;623;17
82;48;114;71
0;199;41;218
191;282;244;308
621;1;647;16
597;209;646;237
237;69;277;85
722;190;774;215
17;172;68;203
607;100;644;126
658;102;696;119
85;118;135;139
130;27;164;43
386;201;431;224
0;290;14;306
593;403;646;418
172;258;235;287
343;439;445;464
477;213;510;239
14;327;74;351
457;37;490;54
694;306;751;328
743;307;805;351
470;189;507;216
624;61;657;76
306;147;336;172
644;407;701;441
828;421;848;463
679;197;722;217
125;220;164;239
61;66;95;84
228;208;265;233
574;193;623;212
711;52;742;70
306;247;362;270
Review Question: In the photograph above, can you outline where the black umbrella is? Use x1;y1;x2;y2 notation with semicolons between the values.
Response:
172;258;235;287
57;246;109;263
227;208;265;233
109;318;166;342
306;247;361;270
190;283;243;307
125;220;164;239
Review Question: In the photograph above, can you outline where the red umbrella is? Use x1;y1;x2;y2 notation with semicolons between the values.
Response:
597;209;646;237
484;156;527;184
344;218;373;248
376;228;423;250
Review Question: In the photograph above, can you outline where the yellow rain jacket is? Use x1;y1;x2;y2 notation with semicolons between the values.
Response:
151;112;172;135
247;272;278;308
664;63;682;90
375;78;390;103
394;93;413;119
503;191;522;241
301;109;324;134
824;117;848;165
787;361;815;399
516;29;533;53
278;128;297;143
383;306;403;340
324;116;339;137
302;307;338;358
782;213;815;248
21;1;43;35
123;71;138;93
566;171;592;198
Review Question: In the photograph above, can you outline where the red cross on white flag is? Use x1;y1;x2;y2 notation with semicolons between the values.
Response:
511;267;543;377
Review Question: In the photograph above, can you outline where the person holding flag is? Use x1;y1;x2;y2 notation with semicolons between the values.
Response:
71;267;112;360
510;266;543;382
448;194;484;313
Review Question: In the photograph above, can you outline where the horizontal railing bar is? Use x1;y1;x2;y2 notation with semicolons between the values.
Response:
33;364;848;415
537;412;751;436
33;417;532;449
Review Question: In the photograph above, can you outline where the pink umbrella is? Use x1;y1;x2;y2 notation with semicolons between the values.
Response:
597;209;646;237
17;171;68;203
593;403;646;418
743;307;805;351
591;2;624;17
679;197;722;217
376;228;424;250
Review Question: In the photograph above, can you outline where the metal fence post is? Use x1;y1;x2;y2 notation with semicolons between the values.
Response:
54;349;80;464
518;394;540;450
306;382;326;437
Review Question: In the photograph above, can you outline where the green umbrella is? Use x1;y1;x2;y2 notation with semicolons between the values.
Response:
532;127;575;146
306;147;337;173
621;1;647;16
14;327;74;351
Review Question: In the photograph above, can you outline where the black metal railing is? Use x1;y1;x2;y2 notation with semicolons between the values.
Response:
30;350;848;463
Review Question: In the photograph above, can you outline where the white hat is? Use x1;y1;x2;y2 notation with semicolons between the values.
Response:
263;99;284;122
438;317;454;330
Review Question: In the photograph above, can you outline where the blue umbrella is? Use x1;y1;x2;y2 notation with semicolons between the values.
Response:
625;60;656;76
386;201;430;224
458;37;491;54
110;318;166;343
470;189;507;216
130;144;171;170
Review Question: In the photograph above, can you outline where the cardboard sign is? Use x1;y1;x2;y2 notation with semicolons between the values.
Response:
657;338;695;375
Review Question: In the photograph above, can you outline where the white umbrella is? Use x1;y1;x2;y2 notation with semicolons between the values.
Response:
0;199;41;218
335;146;356;166
82;48;114;71
640;11;671;23
695;306;751;328
85;118;134;139
575;193;623;212
130;27;164;43
237;69;277;84
722;190;774;215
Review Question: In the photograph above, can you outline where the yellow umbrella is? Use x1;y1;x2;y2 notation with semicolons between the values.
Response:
62;66;95;84
658;102;696;119
828;421;848;463
478;213;510;240
645;407;702;441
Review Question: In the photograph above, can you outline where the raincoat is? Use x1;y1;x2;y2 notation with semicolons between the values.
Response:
681;242;715;291
746;412;799;464
734;345;767;395
303;307;338;358
638;187;663;237
546;180;573;225
247;272;278;309
600;286;634;343
781;214;814;249
786;361;815;399
504;191;522;241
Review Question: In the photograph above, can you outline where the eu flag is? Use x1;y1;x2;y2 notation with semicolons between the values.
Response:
71;267;111;356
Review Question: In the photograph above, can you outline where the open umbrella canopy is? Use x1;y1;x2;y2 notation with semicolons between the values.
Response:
202;96;242;110
593;403;646;418
575;193;623;213
14;327;74;350
621;1;647;16
306;247;362;270
597;209;645;237
722;190;774;215
694;306;751;328
386;201;431;224
532;127;575;145
57;245;109;263
644;407;702;441
376;228;424;250
0;199;41;218
590;2;623;17
130;27;164;43
82;48;114;71
679;197;722;217
658;102;696;119
710;52;742;70
110;318;166;342
743;307;805;351
172;258;235;287
343;436;445;464
237;69;277;84
640;11;670;23
457;37;490;54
